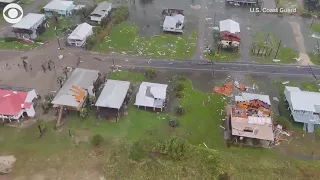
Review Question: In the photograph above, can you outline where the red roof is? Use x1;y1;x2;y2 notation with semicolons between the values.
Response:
0;90;30;116
220;31;241;42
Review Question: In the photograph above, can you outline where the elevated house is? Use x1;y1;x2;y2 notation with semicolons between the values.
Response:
12;13;46;39
219;19;240;50
90;1;112;24
135;82;168;112
284;86;320;133
67;22;93;47
161;9;185;33
228;93;274;147
95;80;131;121
51;68;99;111
0;85;37;122
43;0;76;16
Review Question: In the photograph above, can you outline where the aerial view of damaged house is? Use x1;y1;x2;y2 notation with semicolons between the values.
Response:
226;92;274;147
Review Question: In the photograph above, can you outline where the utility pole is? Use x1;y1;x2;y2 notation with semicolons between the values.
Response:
210;57;214;77
317;41;320;63
274;40;281;59
213;13;216;26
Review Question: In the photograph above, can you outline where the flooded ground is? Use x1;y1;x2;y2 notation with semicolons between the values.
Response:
127;0;200;36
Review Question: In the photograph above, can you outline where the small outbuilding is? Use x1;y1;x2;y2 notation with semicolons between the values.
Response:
219;19;240;49
43;0;76;16
95;80;131;121
90;1;112;24
67;22;93;47
135;82;168;111
11;13;46;39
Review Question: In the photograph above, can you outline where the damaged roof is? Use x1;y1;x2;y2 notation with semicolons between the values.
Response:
235;92;271;105
51;68;99;108
231;107;274;141
135;82;168;108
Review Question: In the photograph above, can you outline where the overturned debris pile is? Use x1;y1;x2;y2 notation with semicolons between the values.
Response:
274;124;294;146
213;81;232;96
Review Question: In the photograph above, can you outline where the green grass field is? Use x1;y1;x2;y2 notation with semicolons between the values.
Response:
311;24;320;33
205;51;240;62
36;17;73;42
93;23;197;59
251;32;298;64
0;39;39;50
309;52;320;66
2;71;320;179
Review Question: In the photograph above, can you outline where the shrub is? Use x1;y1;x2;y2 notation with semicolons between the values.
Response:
79;108;89;120
176;91;184;99
144;68;157;80
41;102;50;114
178;75;187;81
91;134;104;147
86;35;97;50
129;141;146;161
4;37;18;42
154;137;188;160
111;6;129;24
175;82;185;92
274;116;292;130
218;173;231;180
168;118;180;128
175;105;185;116
98;24;112;41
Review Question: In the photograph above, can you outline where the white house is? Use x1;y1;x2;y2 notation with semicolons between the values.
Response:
162;14;185;33
43;0;76;16
95;80;130;110
11;13;46;39
90;1;112;23
135;82;168;111
0;87;37;122
284;86;320;133
219;19;241;49
95;80;130;120
67;22;93;47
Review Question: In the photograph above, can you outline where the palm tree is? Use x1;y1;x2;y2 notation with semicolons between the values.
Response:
56;76;65;88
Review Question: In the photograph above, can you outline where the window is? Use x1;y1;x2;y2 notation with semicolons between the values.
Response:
243;127;253;132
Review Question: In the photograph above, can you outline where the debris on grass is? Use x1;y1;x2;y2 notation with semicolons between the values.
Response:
282;81;289;85
190;5;201;10
213;81;232;96
273;59;281;62
273;97;279;101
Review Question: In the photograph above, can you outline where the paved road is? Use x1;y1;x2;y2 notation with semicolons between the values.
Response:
90;56;320;76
